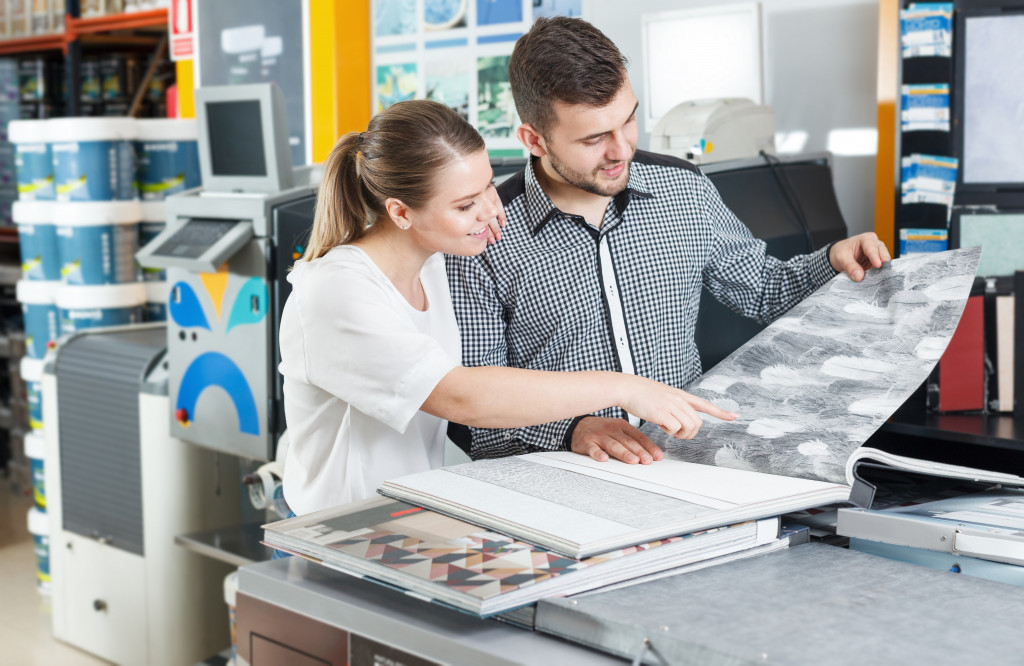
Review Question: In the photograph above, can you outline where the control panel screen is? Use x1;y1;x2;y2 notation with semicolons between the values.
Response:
152;219;240;259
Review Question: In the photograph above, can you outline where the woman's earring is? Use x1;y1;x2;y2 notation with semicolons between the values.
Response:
400;224;410;230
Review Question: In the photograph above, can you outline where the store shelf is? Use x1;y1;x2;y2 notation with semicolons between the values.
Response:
880;403;1024;452
0;33;65;56
68;9;168;36
0;9;167;55
175;522;272;568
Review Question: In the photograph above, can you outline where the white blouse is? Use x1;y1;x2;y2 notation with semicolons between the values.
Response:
279;245;460;515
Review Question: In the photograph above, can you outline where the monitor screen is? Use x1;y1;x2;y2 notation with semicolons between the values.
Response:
207;100;268;177
955;211;1024;277
960;12;1024;186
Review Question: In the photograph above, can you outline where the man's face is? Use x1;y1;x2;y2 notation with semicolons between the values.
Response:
541;83;639;197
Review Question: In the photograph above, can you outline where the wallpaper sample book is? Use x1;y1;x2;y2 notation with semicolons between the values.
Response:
381;248;1024;558
262;496;779;617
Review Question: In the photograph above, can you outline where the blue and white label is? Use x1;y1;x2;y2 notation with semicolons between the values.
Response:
135;140;201;201
30;455;45;506
53;140;137;201
27;378;42;431
56;223;139;285
144;300;167;322
21;302;59;359
60;304;142;334
15;143;55;200
34;532;50;587
18;223;61;281
138;221;167;281
900;84;950;132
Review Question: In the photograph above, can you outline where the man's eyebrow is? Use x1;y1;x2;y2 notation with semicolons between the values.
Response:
578;102;639;142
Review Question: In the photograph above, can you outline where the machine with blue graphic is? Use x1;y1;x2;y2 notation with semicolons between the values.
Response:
137;83;318;460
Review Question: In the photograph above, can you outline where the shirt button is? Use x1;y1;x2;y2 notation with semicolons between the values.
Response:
504;433;512;442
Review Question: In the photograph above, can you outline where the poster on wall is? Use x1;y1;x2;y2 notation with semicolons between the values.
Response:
196;0;311;167
371;0;584;158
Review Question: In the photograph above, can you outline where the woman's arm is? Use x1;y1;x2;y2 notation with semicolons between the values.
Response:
421;365;736;440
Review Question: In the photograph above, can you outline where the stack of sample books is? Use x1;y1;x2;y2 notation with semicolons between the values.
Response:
262;496;784;616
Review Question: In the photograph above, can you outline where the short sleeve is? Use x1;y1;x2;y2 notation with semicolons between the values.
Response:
293;264;459;433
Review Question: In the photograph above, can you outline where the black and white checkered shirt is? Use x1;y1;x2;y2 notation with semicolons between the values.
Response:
445;150;838;459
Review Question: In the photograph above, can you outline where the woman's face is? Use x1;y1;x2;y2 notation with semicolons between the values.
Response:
405;149;501;257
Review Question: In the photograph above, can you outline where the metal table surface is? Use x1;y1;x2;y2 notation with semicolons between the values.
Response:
238;556;625;666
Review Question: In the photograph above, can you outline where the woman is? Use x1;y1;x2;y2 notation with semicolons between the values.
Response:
279;100;736;515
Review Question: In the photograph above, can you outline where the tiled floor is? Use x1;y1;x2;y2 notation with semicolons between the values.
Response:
0;481;109;666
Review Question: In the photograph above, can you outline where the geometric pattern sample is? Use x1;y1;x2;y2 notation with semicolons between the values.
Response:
328;527;684;601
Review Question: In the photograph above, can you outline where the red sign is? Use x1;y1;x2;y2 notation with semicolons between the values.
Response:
169;0;195;61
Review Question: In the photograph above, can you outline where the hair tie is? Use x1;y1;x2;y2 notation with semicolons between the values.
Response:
357;132;365;147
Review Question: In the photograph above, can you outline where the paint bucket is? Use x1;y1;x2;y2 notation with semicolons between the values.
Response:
138;201;166;282
138;198;165;278
27;507;51;594
20;357;45;432
55;200;141;285
8;119;54;200
224;571;238;665
134;119;200;200
48;116;137;201
144;281;167;322
56;282;146;334
24;429;45;508
16;279;60;359
13;201;59;280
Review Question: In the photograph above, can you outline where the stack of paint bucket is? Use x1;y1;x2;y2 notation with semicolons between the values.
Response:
10;117;199;592
46;116;147;332
26;431;50;594
10;119;58;594
135;118;201;321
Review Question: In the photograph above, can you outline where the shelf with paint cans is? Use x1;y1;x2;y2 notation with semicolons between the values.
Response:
0;9;168;56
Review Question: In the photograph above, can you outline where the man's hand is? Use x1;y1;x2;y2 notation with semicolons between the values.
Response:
570;416;664;465
828;232;891;282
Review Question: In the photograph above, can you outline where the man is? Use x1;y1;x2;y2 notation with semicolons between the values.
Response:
446;17;890;465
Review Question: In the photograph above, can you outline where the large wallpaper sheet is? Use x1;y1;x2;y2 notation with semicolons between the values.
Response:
642;247;983;484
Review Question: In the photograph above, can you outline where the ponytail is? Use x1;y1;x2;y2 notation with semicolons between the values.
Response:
303;132;367;261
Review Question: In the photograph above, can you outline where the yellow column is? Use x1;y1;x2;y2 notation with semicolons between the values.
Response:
171;1;371;159
874;0;899;256
310;0;371;162
175;60;195;119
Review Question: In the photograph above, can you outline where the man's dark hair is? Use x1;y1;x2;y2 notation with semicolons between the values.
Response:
509;17;629;137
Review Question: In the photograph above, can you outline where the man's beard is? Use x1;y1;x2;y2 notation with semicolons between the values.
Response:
547;147;635;197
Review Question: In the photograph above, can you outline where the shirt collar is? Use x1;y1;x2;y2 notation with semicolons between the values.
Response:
524;156;656;236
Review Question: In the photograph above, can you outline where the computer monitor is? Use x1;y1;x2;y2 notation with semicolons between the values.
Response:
953;6;1024;206
195;83;294;194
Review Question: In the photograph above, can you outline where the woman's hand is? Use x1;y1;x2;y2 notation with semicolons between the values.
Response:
484;183;507;244
620;376;738;441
